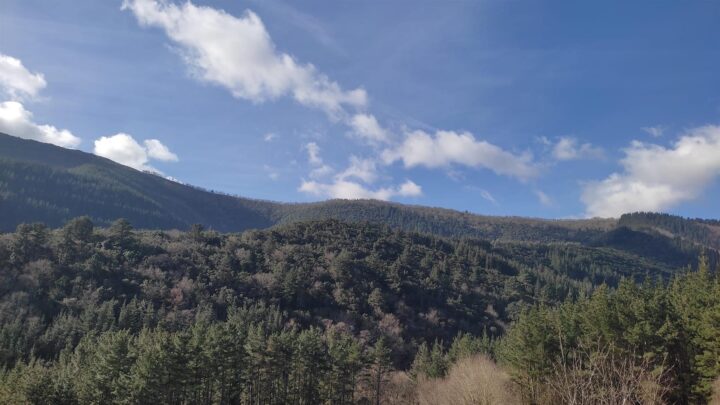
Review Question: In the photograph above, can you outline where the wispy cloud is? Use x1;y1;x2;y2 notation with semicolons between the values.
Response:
249;0;344;54
299;178;421;200
535;190;552;206
551;136;604;161
125;0;544;203
641;125;665;138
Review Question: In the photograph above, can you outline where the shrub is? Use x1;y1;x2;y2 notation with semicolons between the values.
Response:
416;355;518;405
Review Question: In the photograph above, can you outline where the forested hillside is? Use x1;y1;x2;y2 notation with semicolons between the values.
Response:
619;212;720;250
0;218;718;403
3;132;720;265
3;132;720;403
0;217;645;370
0;133;277;232
0;132;614;242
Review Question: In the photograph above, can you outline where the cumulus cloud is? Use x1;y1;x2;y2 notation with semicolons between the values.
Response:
144;138;179;161
299;179;421;200
336;156;378;183
0;101;81;148
0;54;47;100
349;113;389;144
398;180;422;197
300;152;420;200
94;133;178;172
552;136;604;161
382;129;537;181
263;132;277;142
582;125;720;218
122;0;366;118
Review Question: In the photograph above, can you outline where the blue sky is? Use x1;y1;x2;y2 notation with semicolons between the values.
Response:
1;0;719;218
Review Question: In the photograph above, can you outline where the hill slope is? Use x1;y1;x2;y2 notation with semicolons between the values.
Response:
0;132;615;240
0;132;717;269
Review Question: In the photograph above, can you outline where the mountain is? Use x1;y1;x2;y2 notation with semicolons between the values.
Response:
0;132;717;269
0;217;705;404
0;218;688;370
0;132;277;232
2;134;720;403
0;132;612;239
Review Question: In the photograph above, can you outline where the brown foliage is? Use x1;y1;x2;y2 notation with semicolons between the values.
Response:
711;378;720;405
416;355;519;405
544;343;670;405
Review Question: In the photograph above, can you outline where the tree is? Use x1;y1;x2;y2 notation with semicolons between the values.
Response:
76;330;135;403
368;337;393;405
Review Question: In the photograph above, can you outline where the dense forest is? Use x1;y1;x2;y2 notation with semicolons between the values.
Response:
0;218;719;403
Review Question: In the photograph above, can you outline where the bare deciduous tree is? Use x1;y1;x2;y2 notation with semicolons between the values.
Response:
546;341;670;405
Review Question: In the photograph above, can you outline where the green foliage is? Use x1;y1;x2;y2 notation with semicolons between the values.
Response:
620;212;720;249
498;257;720;404
0;212;718;403
411;333;493;381
0;217;635;370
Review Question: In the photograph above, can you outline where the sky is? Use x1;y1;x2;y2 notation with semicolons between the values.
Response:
1;0;720;219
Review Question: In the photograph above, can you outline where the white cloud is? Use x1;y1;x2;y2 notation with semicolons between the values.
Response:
479;189;497;204
144;139;179;161
464;185;499;204
305;142;323;166
299;178;421;200
398;180;422;197
382;129;537;181
94;133;178;172
0;54;47;100
582;125;720;218
336;156;378;183
349;113;389;144
0;101;81;148
94;134;151;170
536;135;552;146
641;125;665;138
552;137;604;161
310;164;334;179
303;142;334;178
263;132;277;142
535;190;552;206
122;0;366;118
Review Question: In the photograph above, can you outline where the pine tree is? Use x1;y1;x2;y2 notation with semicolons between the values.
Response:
367;337;392;405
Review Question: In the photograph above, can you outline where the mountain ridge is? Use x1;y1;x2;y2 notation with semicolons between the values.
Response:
1;132;718;264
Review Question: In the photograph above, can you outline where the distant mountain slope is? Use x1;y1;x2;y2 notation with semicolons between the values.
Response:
0;132;615;241
272;199;615;243
0;133;277;232
0;132;717;270
619;212;720;250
